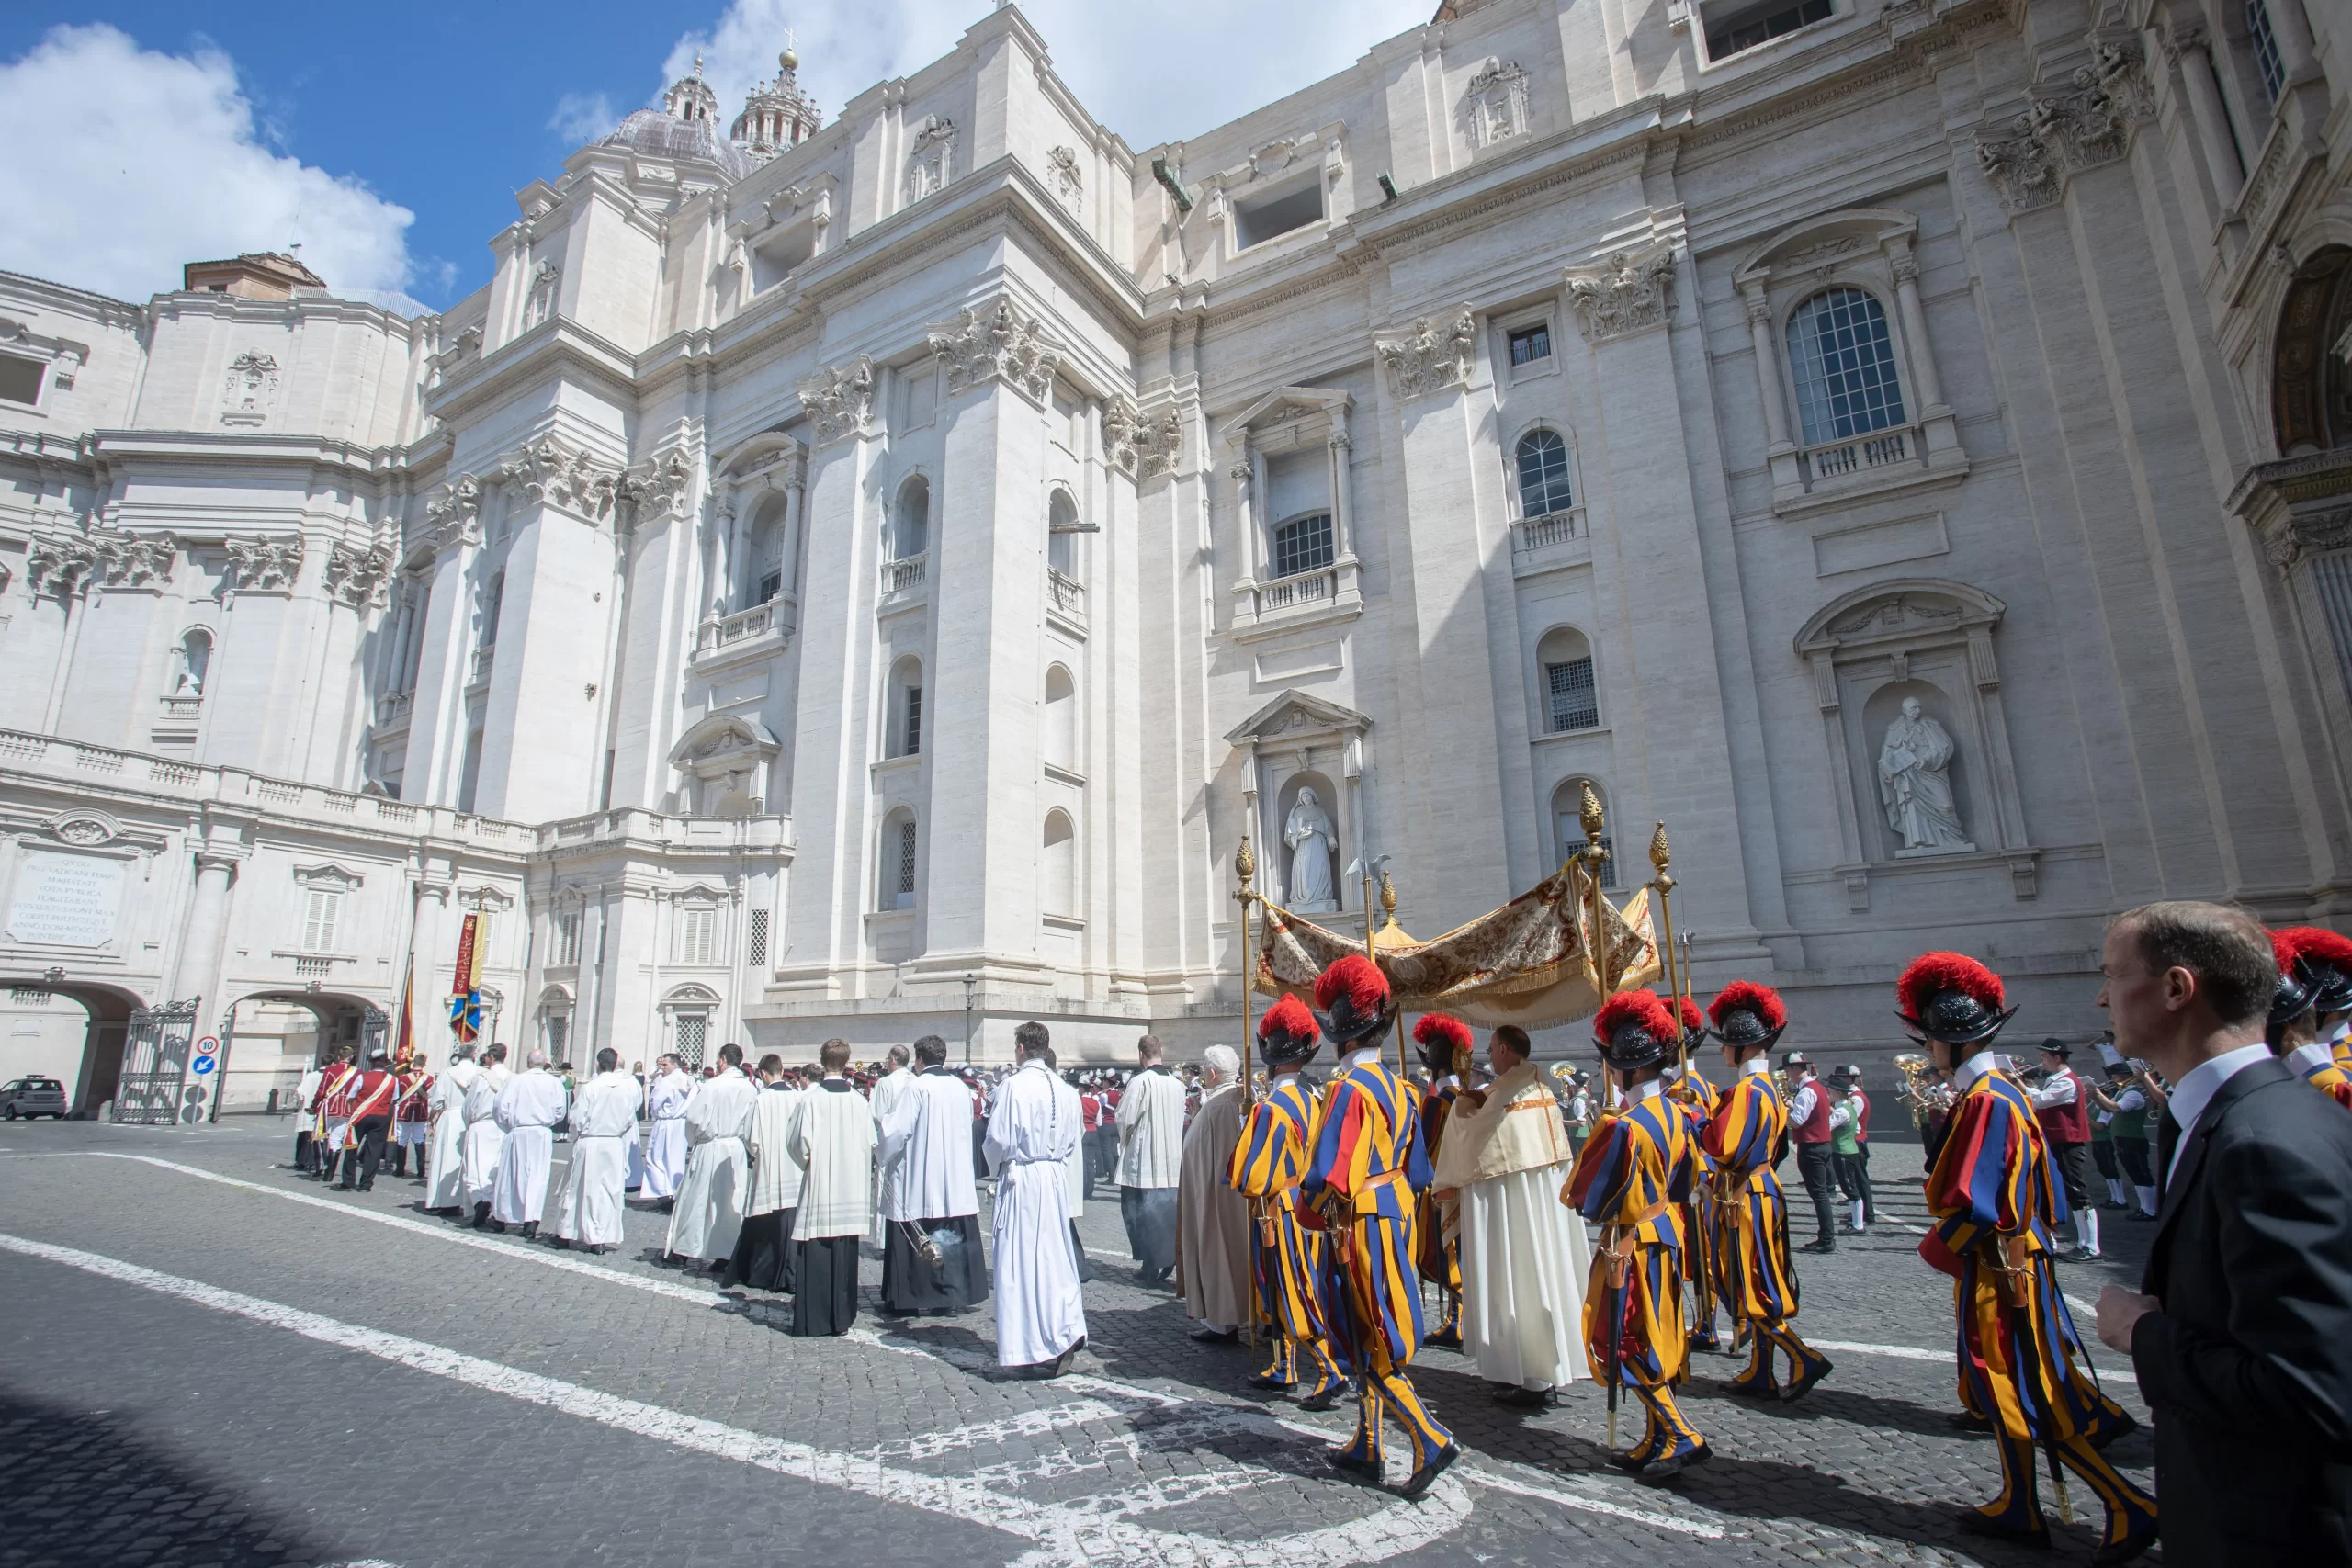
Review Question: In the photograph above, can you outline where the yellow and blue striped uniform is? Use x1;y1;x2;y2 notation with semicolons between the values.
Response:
1701;1067;1830;1393
1923;1066;2154;1549
1304;1053;1453;1472
1417;1079;1464;1339
1566;1086;1705;1461
1669;1070;1725;1349
1229;1074;1347;1397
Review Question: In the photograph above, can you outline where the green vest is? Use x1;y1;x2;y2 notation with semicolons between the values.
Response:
1829;1109;1860;1156
2108;1101;2147;1141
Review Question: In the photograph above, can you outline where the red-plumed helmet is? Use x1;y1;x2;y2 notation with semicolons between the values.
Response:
1594;989;1679;1072
1313;953;1396;1046
1675;995;1707;1047
1706;981;1789;1054
1895;952;2016;1046
2277;927;2352;1018
1414;1012;1475;1076
1257;994;1321;1066
2269;930;2322;1041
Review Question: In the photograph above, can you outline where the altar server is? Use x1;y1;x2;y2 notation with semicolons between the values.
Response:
639;1054;694;1205
460;1043;510;1228
665;1043;758;1267
787;1041;874;1337
424;1043;479;1213
985;1021;1088;1377
876;1035;989;1314
552;1048;639;1252
1116;1034;1186;1285
491;1048;567;1237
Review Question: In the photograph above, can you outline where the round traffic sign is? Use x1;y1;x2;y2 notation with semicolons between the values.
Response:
197;1035;220;1055
190;1055;217;1076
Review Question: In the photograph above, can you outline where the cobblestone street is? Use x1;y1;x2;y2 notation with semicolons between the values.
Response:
0;1116;2158;1568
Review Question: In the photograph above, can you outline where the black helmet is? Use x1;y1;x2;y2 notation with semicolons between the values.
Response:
1706;981;1788;1054
1256;994;1322;1066
1594;990;1678;1074
1312;954;1397;1046
1895;953;2018;1047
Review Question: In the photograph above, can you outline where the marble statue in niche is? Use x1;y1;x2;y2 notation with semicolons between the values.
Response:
1285;787;1337;910
1878;696;1974;855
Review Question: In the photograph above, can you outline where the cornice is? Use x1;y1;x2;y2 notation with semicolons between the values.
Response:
423;317;639;425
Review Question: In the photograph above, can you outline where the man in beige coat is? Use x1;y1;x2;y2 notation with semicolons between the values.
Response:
1432;1023;1591;1406
1175;1044;1253;1342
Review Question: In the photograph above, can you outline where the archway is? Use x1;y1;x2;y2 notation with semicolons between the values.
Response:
221;989;392;1116
0;976;141;1116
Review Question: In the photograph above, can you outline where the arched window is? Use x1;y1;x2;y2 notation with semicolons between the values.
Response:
1786;288;1907;445
2273;247;2352;456
893;476;930;561
1043;664;1077;772
1047;490;1079;578
880;808;919;910
175;627;213;696
1515;430;1574;519
1536;627;1600;733
1042;809;1076;916
1270;511;1335;581
1552;776;1618;889
742;497;784;607
887;656;923;759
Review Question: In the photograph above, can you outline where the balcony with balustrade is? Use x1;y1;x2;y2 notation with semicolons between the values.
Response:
1771;418;1967;517
1046;568;1086;630
1229;557;1362;641
690;593;797;676
879;553;928;614
1510;509;1590;578
468;643;495;691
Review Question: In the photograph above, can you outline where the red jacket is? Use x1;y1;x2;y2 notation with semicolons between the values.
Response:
344;1069;397;1122
2034;1067;2092;1145
314;1063;356;1117
1791;1078;1836;1145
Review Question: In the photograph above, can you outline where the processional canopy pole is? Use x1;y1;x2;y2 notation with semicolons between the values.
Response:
1648;820;1689;1076
1235;833;1259;1110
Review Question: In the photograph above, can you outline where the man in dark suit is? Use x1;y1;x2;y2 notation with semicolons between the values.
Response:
2097;900;2352;1565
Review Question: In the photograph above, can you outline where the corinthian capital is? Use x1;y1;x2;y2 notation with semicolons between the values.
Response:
927;297;1063;404
799;355;876;446
1564;244;1678;342
1374;307;1477;399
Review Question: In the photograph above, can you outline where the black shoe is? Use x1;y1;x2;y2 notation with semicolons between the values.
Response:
1299;1386;1345;1412
1954;1507;2050;1547
2090;1408;2139;1450
1328;1450;1381;1480
2091;1520;2159;1566
336;1181;356;1191
1781;1356;1834;1404
1799;1238;1836;1254
1045;1342;1080;1379
1246;1372;1297;1391
1398;1442;1460;1501
1947;1409;1994;1432
2126;1210;2158;1223
2061;1247;2098;1263
356;1183;373;1193
1491;1384;1553;1409
1637;1445;1709;1485
1424;1327;1464;1350
1606;1450;1652;1473
470;1204;491;1230
1190;1326;1239;1344
520;1222;539;1241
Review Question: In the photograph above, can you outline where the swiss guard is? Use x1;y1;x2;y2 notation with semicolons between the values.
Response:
1413;1012;1475;1350
1699;982;1834;1401
1566;989;1708;1483
2269;927;2352;1107
1665;994;1727;1355
1300;953;1459;1500
1228;993;1348;1409
1900;952;2156;1561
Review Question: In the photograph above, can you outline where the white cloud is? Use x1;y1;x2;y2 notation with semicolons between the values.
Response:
0;24;419;307
548;91;620;148
644;0;1434;154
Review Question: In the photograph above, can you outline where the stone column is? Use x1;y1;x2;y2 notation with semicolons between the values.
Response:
174;841;245;1031
1741;284;1794;449
1888;241;1962;461
405;874;452;1029
2173;28;2245;206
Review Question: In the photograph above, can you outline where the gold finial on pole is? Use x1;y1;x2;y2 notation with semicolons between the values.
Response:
1235;833;1256;892
1580;781;1606;851
1379;869;1398;927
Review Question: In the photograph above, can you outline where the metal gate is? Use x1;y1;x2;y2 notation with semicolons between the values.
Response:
360;1004;390;1059
113;998;202;1125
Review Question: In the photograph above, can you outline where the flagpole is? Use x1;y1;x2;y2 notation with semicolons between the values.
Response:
1648;822;1689;1078
1579;784;1619;1110
1235;835;1261;1356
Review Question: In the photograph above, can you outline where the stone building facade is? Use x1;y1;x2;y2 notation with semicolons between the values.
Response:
2;0;2346;1106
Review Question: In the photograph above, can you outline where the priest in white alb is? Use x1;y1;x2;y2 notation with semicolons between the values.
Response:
460;1043;511;1229
424;1043;480;1214
724;1055;804;1292
639;1054;693;1207
788;1040;875;1337
1430;1022;1590;1406
1174;1044;1252;1341
866;1043;914;1241
876;1034;989;1314
491;1048;568;1239
665;1043;758;1268
551;1047;639;1253
985;1021;1087;1378
1116;1033;1186;1285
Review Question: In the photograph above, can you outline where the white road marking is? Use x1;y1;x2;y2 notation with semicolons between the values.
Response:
28;1151;1734;1540
0;1232;1469;1568
1807;1338;1948;1363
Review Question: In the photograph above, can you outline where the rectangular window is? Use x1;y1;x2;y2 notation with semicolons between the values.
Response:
1271;513;1336;580
1508;324;1552;367
1234;181;1326;249
897;821;919;908
0;354;44;407
1703;0;1833;61
757;569;782;604
552;910;582;967
904;685;923;756
674;1013;707;1071
673;907;717;966
1545;659;1600;732
747;908;770;969
2248;1;2286;103
301;887;343;952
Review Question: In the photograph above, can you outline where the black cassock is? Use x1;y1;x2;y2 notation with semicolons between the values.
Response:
791;1235;862;1337
724;1207;797;1293
880;1213;990;1314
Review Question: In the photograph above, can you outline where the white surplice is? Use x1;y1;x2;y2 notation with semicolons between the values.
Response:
666;1068;758;1260
459;1062;512;1205
790;1078;876;1240
553;1070;640;1246
876;1068;981;1223
1116;1066;1186;1189
425;1058;480;1210
744;1082;806;1217
639;1068;693;1200
867;1066;916;1234
985;1058;1087;1367
491;1068;568;1224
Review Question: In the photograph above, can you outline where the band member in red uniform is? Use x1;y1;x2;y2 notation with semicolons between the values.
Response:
392;1058;434;1180
338;1049;399;1191
309;1046;357;1183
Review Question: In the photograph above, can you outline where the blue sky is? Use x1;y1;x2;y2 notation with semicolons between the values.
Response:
0;1;1433;315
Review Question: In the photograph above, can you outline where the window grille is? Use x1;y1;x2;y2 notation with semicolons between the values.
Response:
1787;288;1907;446
547;1015;570;1057
1516;431;1576;517
553;910;582;967
1270;513;1335;580
2248;1;2285;103
1556;814;1620;890
904;685;923;756
895;820;919;908
1508;324;1552;367
301;887;343;952
1545;658;1600;732
673;907;717;966
675;1013;707;1071
747;908;770;969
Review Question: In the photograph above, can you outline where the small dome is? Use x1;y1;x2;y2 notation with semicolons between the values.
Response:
731;49;821;157
599;108;753;182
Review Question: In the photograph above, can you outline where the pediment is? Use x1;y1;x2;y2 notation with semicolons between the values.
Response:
292;861;365;889
711;426;805;480
1795;577;2005;655
1226;689;1372;747
669;713;781;768
1224;386;1353;451
1736;208;1918;286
